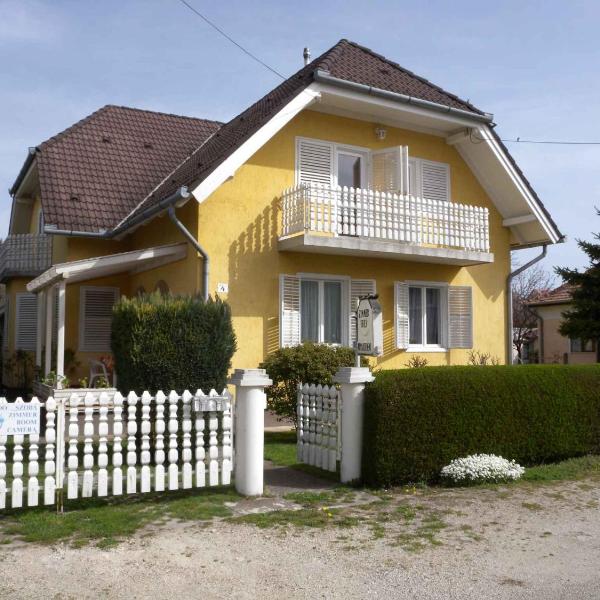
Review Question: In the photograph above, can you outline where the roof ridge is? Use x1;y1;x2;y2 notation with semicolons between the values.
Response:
37;105;223;152
37;105;113;151
102;104;224;126
341;39;483;114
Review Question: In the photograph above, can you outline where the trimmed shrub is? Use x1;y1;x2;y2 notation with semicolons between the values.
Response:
111;293;236;394
363;365;600;487
260;342;359;425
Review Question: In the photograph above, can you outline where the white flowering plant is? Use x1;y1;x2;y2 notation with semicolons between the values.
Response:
440;454;525;485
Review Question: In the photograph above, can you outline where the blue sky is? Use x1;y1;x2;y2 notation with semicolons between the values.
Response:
2;0;599;276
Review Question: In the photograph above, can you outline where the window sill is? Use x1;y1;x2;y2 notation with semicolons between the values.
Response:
406;346;448;353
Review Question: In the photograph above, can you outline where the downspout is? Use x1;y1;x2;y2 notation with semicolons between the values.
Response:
506;244;548;365
167;205;209;301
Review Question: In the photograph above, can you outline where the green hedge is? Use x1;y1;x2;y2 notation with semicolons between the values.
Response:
363;365;600;486
111;293;236;394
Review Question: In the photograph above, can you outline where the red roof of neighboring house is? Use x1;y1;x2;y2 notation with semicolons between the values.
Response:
32;106;221;233
529;283;576;306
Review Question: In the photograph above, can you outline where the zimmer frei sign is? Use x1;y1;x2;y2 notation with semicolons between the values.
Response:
0;403;41;436
355;294;383;356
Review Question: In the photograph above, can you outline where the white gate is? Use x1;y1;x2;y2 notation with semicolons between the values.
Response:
0;388;233;510
296;383;340;473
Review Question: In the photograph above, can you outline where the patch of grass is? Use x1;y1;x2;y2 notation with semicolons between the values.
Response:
0;487;239;548
521;502;543;512
264;431;339;481
522;455;600;482
283;488;354;507
395;504;417;522
230;508;331;529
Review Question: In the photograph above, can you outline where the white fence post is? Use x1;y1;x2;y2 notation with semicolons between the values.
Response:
333;366;374;484
228;368;272;496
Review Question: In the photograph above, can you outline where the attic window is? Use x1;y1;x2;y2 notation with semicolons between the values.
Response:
102;135;111;143
70;194;80;202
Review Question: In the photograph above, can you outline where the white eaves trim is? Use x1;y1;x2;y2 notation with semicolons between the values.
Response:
26;243;187;292
473;126;561;244
190;86;321;204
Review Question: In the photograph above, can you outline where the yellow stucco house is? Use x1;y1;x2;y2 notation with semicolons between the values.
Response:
0;40;562;388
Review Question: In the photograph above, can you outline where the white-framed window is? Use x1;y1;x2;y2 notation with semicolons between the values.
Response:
570;338;594;353
15;292;38;351
295;136;450;200
279;274;375;348
395;282;472;351
408;284;446;349
300;278;344;344
79;286;119;352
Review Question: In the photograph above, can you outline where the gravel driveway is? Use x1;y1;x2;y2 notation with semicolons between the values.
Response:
1;477;599;599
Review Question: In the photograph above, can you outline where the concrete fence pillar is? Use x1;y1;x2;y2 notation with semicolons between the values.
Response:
333;366;374;484
228;368;272;496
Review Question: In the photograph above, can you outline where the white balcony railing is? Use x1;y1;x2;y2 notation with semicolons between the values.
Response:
0;233;52;281
281;183;490;253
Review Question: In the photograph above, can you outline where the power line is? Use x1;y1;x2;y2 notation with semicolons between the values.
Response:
174;3;600;148
175;0;286;80
501;138;600;146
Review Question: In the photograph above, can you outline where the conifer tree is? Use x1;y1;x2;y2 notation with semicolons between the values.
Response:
555;209;600;362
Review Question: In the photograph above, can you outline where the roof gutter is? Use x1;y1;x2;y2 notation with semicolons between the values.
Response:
9;147;37;196
44;186;191;238
313;69;494;124
506;243;548;365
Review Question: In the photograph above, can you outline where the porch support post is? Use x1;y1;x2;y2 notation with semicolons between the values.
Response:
35;290;44;368
333;366;374;484
228;368;272;496
44;285;54;376
56;280;66;387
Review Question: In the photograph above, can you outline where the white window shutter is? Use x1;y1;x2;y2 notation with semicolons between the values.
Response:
279;275;300;348
349;279;376;346
16;293;38;351
80;287;119;352
296;138;333;186
420;159;450;202
394;282;409;349
371;146;409;194
448;286;473;349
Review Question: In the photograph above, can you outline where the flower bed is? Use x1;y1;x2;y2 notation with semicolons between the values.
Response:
441;454;525;485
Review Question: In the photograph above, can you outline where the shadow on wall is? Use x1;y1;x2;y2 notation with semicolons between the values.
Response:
228;197;280;357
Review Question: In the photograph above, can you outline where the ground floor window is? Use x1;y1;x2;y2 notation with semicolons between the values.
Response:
300;279;342;344
570;338;595;353
408;285;444;348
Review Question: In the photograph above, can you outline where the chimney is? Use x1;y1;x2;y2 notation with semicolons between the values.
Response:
303;47;311;66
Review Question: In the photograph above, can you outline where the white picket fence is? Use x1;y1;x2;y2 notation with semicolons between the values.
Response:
281;183;490;252
296;383;339;473
0;389;233;510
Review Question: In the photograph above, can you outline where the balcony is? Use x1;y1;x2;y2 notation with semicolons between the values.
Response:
279;184;493;265
0;234;52;282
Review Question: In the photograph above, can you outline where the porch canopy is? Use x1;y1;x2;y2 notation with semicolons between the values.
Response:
26;243;187;382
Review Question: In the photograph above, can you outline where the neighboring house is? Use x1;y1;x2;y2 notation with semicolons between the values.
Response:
528;284;596;364
1;39;563;387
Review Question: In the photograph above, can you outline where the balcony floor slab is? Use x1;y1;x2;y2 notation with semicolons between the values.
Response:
278;233;494;266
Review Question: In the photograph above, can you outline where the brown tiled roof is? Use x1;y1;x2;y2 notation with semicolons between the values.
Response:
529;283;576;306
118;39;486;229
36;105;221;233
19;39;560;241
